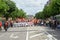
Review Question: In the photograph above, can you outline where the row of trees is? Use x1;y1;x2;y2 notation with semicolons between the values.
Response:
35;0;60;19
0;0;26;20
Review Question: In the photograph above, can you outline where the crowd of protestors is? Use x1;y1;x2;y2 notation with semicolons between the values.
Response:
45;19;57;30
0;19;13;31
0;18;38;31
0;17;59;31
35;19;59;30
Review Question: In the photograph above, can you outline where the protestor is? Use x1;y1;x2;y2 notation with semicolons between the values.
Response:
39;20;42;26
46;20;49;27
44;20;46;26
53;20;57;29
57;21;60;29
4;21;8;31
36;19;40;26
52;20;57;30
49;21;52;28
2;20;5;27
41;20;44;26
0;21;2;31
10;20;13;27
34;20;37;25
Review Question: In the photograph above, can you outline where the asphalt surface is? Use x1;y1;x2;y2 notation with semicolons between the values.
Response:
47;27;60;40
0;27;27;40
0;26;58;40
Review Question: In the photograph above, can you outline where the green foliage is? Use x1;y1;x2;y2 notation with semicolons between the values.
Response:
16;9;26;18
3;0;16;20
4;0;16;13
35;0;60;19
0;0;9;15
35;12;45;19
43;0;60;18
0;0;27;20
11;8;26;19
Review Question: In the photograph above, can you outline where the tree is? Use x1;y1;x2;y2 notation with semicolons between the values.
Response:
3;0;16;20
16;9;26;18
11;8;26;19
35;0;60;19
43;0;60;19
0;0;9;16
35;12;45;19
0;0;27;20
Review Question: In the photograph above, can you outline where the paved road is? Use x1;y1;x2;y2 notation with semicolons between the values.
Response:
0;27;27;40
0;26;58;40
46;27;60;40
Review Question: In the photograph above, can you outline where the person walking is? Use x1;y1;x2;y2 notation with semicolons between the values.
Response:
10;20;13;27
52;20;57;30
54;20;57;29
49;21;52;28
41;20;44;26
0;21;2;31
4;21;8;31
46;20;49;27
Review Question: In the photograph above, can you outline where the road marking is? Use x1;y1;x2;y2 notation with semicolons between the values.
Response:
30;33;44;38
26;28;28;40
10;33;19;39
45;31;57;40
26;31;28;40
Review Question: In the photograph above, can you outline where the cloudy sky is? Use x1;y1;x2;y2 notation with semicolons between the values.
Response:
12;0;49;15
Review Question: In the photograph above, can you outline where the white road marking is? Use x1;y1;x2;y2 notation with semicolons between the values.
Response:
30;33;44;38
26;31;29;40
10;33;19;39
45;31;57;40
26;28;28;40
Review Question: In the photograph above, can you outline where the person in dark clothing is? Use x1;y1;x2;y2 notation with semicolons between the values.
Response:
49;21;52;28
54;20;57;29
4;21;8;31
52;20;57;30
10;20;13;27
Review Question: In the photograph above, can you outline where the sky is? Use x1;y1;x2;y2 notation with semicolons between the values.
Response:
12;0;49;15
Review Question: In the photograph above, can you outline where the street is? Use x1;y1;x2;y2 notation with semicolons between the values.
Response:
0;26;58;40
0;0;60;40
